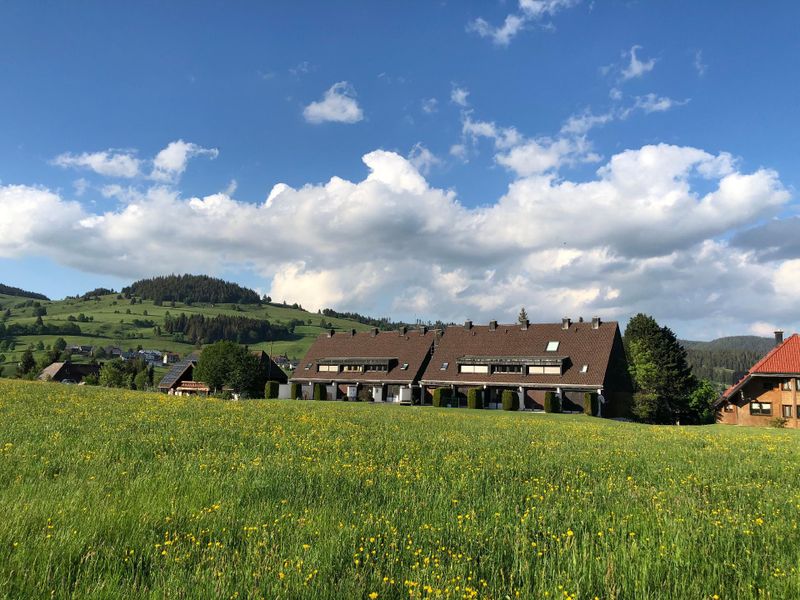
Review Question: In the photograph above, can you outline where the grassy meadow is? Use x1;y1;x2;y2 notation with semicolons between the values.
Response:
1;379;799;599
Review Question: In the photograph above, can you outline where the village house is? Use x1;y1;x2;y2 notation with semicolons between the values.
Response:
158;350;287;395
291;326;438;403
716;331;800;427
420;318;632;414
158;352;201;394
38;360;101;384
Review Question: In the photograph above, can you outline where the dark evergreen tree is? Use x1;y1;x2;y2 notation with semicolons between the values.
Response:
518;307;528;324
18;348;36;376
624;313;697;424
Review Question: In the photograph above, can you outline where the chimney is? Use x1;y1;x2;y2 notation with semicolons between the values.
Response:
327;329;335;338
561;317;571;330
520;319;529;331
465;320;472;330
371;327;379;337
399;326;407;336
591;316;601;330
419;325;428;335
775;330;784;346
489;320;498;331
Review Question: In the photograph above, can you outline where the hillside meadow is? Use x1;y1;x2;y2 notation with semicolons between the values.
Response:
0;292;372;376
1;380;798;599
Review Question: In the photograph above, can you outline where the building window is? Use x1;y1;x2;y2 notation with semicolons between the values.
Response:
364;364;387;372
797;405;800;419
318;364;338;373
723;404;735;412
762;381;775;391
304;363;312;370
492;364;523;374
401;363;409;370
750;402;772;416
782;380;793;391
783;405;793;418
460;364;489;374
528;365;562;375
580;364;589;373
342;365;362;372
440;362;449;370
546;341;560;352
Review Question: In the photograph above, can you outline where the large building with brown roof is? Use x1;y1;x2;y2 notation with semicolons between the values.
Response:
420;318;632;414
291;327;438;402
717;331;800;427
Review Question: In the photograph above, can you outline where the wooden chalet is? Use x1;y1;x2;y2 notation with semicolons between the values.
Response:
717;331;800;427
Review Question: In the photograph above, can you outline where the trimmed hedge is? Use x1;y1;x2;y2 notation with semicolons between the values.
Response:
501;390;519;411
313;383;327;401
544;391;561;413
264;380;280;399
432;388;450;408
467;388;483;409
584;392;599;416
290;382;301;400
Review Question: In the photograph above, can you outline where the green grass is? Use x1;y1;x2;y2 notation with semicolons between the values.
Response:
0;292;372;374
1;379;798;599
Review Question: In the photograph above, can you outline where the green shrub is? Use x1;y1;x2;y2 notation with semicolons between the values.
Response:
544;391;561;413
264;380;279;399
313;383;327;401
584;392;599;416
289;382;301;399
432;388;450;408
357;387;373;402
501;390;518;411
467;388;483;409
770;416;788;429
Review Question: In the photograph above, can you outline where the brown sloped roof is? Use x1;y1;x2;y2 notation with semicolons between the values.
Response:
38;362;66;381
292;328;437;384
421;321;619;388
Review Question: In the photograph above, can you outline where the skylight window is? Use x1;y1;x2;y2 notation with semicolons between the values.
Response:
305;362;312;370
546;341;560;352
440;362;449;370
401;363;409;370
580;364;588;373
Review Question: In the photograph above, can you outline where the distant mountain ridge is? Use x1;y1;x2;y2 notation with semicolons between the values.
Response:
0;283;49;301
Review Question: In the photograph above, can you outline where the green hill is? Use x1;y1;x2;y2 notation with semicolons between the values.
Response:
0;290;372;378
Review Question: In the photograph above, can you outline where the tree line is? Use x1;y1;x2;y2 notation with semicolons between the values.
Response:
162;313;292;344
0;283;49;301
122;274;261;305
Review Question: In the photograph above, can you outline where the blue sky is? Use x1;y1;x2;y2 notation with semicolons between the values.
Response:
1;1;798;339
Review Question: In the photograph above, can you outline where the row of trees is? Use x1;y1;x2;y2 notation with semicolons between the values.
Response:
122;274;261;305
624;314;718;424
162;313;293;345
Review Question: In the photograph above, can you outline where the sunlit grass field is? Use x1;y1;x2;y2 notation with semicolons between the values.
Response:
1;379;798;599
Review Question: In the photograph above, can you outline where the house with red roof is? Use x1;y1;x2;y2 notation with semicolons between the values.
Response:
717;331;800;426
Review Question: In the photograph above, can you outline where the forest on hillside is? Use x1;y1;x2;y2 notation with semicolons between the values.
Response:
681;336;775;386
122;275;261;305
162;313;292;345
0;284;49;301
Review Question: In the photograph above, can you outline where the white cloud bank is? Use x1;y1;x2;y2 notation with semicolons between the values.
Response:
0;142;793;337
303;82;364;124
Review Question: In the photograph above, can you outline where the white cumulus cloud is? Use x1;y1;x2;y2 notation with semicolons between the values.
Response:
303;82;364;124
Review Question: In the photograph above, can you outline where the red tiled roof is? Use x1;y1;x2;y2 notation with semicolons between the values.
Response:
292;328;437;384
420;321;620;388
721;334;800;400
